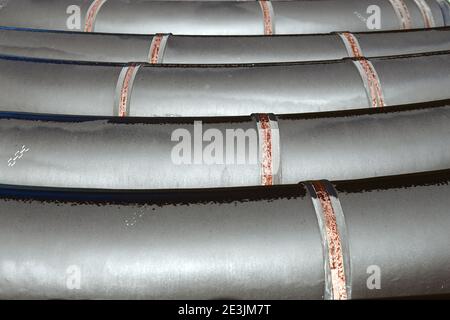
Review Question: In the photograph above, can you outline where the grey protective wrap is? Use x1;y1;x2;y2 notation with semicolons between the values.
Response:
0;0;448;35
1;102;450;189
0;169;449;299
0;28;450;63
0;52;449;116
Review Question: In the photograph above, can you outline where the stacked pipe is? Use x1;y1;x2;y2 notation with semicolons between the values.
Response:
0;0;449;300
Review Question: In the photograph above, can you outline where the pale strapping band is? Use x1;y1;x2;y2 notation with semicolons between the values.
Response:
149;34;170;64
114;65;141;117
338;32;364;58
388;0;412;29
254;113;281;186
414;0;436;28
259;1;275;35
353;58;386;108
303;180;352;300
84;0;107;32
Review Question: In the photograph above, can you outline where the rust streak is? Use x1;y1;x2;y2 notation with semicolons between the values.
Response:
312;181;347;300
259;114;273;186
389;0;412;29
259;1;273;35
118;66;136;117
358;59;385;108
150;34;163;64
84;0;104;32
341;32;362;58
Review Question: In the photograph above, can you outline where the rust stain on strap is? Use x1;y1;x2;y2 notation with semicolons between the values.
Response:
339;32;363;58
84;0;107;32
311;181;348;300
354;58;385;108
150;34;163;64
389;0;412;29
259;114;274;186
118;66;137;117
259;1;274;35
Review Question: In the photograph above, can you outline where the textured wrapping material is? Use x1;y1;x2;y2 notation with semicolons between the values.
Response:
0;169;449;299
1;101;450;189
0;52;449;116
0;0;447;35
1;28;450;64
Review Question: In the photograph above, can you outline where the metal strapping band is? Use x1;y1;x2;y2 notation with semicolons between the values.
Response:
149;34;170;64
114;64;141;117
259;1;275;35
414;0;436;27
338;32;364;58
84;0;107;32
303;180;351;300
388;0;413;29
254;113;281;186
353;58;386;108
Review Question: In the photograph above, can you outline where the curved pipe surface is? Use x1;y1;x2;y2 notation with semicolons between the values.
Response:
1;101;450;189
0;169;449;299
1;27;450;64
0;0;448;35
0;52;449;116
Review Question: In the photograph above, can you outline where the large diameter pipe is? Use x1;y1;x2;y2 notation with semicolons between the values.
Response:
0;169;449;299
0;52;449;117
0;0;448;35
2;101;450;189
1;27;450;64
